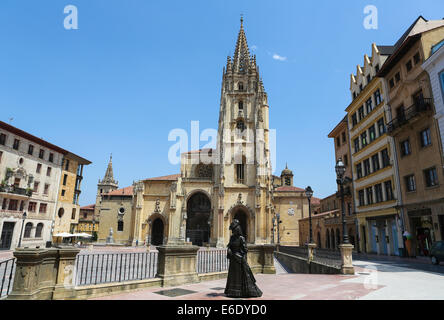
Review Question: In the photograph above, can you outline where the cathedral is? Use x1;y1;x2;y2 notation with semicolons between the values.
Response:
96;19;311;247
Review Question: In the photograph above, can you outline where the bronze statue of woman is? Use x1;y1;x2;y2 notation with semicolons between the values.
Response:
224;219;263;298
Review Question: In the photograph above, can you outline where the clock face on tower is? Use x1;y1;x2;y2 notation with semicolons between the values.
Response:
288;208;295;216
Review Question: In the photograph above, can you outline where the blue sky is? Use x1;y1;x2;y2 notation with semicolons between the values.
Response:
1;0;443;205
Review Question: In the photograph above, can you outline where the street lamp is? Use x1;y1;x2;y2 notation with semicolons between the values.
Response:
305;186;314;244
276;213;282;246
335;158;350;244
18;211;27;248
271;216;276;244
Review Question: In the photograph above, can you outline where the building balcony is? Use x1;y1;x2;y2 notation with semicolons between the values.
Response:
0;185;32;198
387;98;433;135
0;209;24;218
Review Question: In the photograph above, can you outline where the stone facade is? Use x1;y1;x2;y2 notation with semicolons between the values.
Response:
91;20;310;248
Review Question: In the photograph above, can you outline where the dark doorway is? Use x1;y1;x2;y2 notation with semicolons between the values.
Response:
151;218;164;246
233;210;248;242
1;222;15;250
186;193;211;246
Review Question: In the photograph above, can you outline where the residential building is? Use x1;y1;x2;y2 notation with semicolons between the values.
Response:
422;38;444;245
378;16;444;257
77;204;98;236
346;43;405;256
299;193;356;250
0;121;64;250
53;152;91;236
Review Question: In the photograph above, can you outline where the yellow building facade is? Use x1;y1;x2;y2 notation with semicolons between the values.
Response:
346;43;403;256
53;152;91;237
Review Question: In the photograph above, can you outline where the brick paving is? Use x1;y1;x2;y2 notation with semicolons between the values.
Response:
90;268;381;300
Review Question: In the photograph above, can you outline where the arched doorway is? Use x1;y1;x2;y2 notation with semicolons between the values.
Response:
151;218;164;245
186;192;211;246
233;209;248;241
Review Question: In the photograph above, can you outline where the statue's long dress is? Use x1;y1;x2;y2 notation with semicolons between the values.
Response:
224;235;263;298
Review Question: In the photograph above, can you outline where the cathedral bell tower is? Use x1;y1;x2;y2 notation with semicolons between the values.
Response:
95;155;119;218
216;17;272;187
215;18;273;245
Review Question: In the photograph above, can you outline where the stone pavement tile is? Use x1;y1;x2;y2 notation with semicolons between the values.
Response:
90;273;384;300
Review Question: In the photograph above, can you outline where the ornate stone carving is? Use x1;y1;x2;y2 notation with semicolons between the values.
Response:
154;199;161;213
237;193;243;205
195;164;213;178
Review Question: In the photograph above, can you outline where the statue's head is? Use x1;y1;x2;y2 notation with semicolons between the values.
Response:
229;219;243;236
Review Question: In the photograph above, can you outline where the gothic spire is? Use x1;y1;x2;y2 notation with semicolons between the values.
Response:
99;154;118;186
233;16;251;73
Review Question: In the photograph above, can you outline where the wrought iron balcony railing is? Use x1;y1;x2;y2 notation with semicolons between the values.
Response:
0;185;32;197
387;98;433;134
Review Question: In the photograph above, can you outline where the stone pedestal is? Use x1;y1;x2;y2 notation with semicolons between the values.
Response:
156;245;200;287
261;244;277;274
7;247;80;300
7;248;58;300
246;244;276;274
307;243;316;263
339;244;355;275
52;247;81;299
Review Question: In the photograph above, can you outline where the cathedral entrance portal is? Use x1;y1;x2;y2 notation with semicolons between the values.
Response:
233;209;248;242
151;218;164;246
186;192;211;246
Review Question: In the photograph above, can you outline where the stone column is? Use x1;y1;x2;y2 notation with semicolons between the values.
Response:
216;209;225;248
52;247;80;299
156;245;200;287
339;244;355;275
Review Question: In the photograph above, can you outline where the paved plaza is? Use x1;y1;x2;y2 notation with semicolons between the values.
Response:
90;257;444;300
3;247;444;300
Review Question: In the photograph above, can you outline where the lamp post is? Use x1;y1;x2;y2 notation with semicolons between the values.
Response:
335;158;349;244
276;213;282;246
335;158;354;275
271;216;276;244
305;186;314;244
18;211;27;248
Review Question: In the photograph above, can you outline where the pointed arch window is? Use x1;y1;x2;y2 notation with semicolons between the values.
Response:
118;220;124;232
238;82;244;91
238;100;244;110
